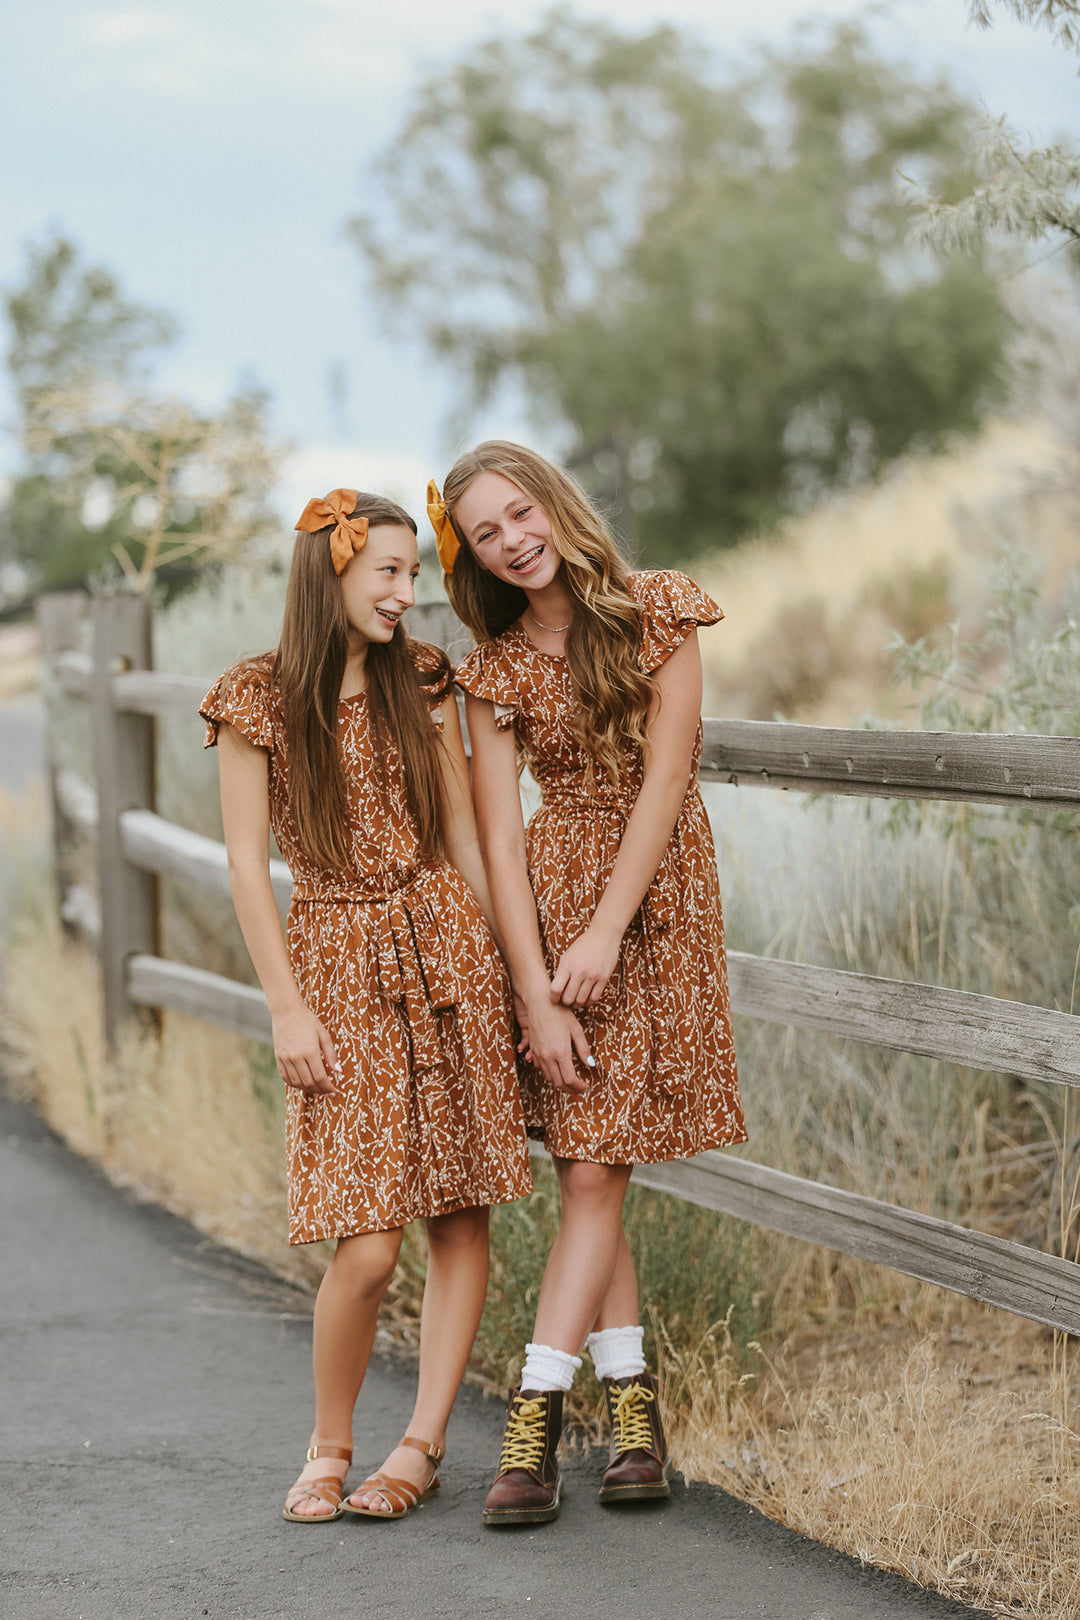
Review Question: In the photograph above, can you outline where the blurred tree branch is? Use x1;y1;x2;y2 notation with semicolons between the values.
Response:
4;233;282;601
912;1;1080;254
968;0;1080;53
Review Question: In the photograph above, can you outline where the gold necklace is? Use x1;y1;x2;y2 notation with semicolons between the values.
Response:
527;608;571;634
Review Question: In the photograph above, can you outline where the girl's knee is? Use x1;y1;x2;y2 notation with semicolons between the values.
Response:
425;1204;490;1251
330;1228;402;1296
557;1158;631;1208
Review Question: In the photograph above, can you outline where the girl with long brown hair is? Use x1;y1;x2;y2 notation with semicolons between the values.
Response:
430;442;745;1526
201;489;531;1523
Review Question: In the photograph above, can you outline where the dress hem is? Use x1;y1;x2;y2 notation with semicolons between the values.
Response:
287;1179;533;1245
527;1125;748;1167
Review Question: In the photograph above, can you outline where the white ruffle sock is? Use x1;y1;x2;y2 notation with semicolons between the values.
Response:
519;1342;582;1393
585;1324;646;1381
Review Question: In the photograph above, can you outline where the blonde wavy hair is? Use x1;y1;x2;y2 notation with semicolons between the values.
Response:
442;441;654;782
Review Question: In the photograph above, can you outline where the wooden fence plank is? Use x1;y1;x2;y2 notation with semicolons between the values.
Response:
631;1153;1080;1335
55;767;99;831
127;954;272;1044
91;595;159;1048
727;952;1080;1089
112;670;209;717
120;809;293;907
53;647;92;696
701;718;1080;809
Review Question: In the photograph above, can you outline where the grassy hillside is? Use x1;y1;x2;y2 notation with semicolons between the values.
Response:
697;417;1076;725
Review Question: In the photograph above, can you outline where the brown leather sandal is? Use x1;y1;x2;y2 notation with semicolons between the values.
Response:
343;1435;444;1519
282;1443;353;1523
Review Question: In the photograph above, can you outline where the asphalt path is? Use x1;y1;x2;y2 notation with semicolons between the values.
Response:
0;1084;996;1620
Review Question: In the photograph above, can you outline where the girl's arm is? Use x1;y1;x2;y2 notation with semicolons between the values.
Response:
466;692;591;1093
433;695;501;933
550;629;705;1008
434;698;536;1048
217;722;339;1096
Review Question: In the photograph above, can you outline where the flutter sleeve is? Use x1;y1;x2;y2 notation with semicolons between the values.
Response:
455;639;520;731
200;655;277;751
630;570;723;673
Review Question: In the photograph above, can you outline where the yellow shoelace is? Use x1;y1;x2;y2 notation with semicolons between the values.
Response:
497;1395;549;1472
610;1381;656;1455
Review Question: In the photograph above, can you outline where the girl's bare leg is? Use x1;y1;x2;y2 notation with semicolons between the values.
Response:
349;1204;491;1511
287;1227;402;1518
531;1158;634;1354
591;1224;640;1332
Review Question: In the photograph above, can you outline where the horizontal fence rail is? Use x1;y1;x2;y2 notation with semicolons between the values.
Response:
630;1152;1080;1337
727;952;1080;1090
46;651;1080;811
128;954;272;1045
115;817;1080;1092
700;717;1080;809
120;808;292;907
36;590;1080;1339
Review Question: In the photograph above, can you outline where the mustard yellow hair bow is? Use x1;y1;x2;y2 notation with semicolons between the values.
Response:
427;479;459;574
295;488;368;575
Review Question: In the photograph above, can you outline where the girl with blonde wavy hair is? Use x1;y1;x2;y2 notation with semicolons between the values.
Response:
429;441;746;1527
201;489;531;1526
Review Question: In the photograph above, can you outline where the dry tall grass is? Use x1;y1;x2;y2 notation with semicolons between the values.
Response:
699;416;1076;722
666;1313;1080;1619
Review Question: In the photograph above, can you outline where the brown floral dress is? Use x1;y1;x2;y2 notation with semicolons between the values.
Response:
456;570;746;1166
201;645;532;1243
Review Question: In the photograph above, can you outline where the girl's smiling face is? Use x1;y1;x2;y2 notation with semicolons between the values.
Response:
339;523;419;645
452;471;559;590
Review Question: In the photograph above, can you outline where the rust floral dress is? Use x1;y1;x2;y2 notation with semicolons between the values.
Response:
201;645;532;1243
456;570;745;1166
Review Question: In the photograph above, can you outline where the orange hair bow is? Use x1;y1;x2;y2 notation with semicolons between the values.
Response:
427;479;459;574
295;488;368;575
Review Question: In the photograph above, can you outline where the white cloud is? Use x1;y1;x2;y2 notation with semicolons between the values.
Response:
83;8;183;46
71;0;417;102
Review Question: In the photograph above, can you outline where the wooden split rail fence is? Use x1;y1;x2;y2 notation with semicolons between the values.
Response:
37;589;1080;1336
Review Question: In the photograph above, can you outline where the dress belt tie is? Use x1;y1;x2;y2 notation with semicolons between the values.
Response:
292;870;458;1076
373;891;456;1074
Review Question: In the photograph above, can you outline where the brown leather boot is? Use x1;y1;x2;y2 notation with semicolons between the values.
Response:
598;1371;673;1503
482;1388;564;1526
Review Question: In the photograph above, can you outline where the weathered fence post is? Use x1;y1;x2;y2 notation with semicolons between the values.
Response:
91;593;159;1050
36;591;91;939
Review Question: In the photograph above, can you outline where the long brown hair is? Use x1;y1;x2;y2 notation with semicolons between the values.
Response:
273;492;453;872
442;441;654;781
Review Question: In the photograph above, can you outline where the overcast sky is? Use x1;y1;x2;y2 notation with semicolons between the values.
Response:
1;0;1077;519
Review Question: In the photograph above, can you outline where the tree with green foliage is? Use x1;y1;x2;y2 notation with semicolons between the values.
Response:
352;12;1011;559
3;234;280;601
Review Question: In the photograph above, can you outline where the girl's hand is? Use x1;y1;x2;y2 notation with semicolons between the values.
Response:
272;1005;341;1096
521;995;592;1093
550;923;621;1008
512;990;534;1061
